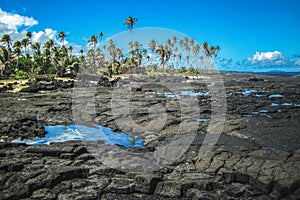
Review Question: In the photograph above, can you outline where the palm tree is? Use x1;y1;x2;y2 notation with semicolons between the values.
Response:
156;44;166;71
124;16;138;43
68;46;73;56
12;47;22;70
1;34;12;51
148;40;156;64
172;36;178;45
0;46;11;77
26;32;32;54
13;41;22;69
99;32;104;42
88;35;98;50
88;35;98;73
202;42;220;71
13;41;22;50
44;39;54;50
21;38;30;55
124;16;138;33
26;32;32;40
31;42;41;56
30;42;42;73
58;31;66;46
79;49;83;55
192;43;201;77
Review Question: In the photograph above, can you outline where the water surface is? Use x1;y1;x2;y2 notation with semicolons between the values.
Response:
12;125;144;148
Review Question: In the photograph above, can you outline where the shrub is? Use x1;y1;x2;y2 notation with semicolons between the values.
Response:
15;70;29;79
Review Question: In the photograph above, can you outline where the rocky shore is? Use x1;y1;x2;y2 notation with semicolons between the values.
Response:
0;73;299;199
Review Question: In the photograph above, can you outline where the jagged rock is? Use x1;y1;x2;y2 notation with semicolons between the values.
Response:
30;188;56;200
248;77;265;82
0;74;299;199
134;174;162;194
104;177;135;194
155;181;182;197
186;188;214;200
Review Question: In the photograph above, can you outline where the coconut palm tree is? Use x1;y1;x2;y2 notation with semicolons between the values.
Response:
124;16;138;33
172;36;178;45
12;47;22;70
0;46;11;77
26;32;32;54
88;35;98;73
68;46;73;56
147;40;156;65
21;38;30;56
13;41;22;50
156;44;168;72
79;49;84;56
13;41;22;69
88;35;98;51
44;39;54;50
202;42;220;71
99;32;104;42
124;16;138;43
58;31;66;46
1;34;12;51
26;32;32;41
191;43;201;77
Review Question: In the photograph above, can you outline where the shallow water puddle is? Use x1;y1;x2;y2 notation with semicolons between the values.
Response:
263;147;300;152
268;94;283;98
197;118;211;122
180;90;210;97
259;110;269;113
12;125;143;148
282;103;293;106
246;111;273;119
255;94;265;97
235;89;257;96
271;103;279;107
154;90;209;98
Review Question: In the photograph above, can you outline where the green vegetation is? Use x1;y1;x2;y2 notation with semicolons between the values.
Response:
0;16;220;80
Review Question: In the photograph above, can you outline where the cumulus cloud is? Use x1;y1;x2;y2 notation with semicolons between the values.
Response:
248;51;285;64
0;9;73;49
31;28;57;43
217;51;300;72
0;8;37;32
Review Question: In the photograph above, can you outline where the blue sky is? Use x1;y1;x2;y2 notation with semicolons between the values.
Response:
1;0;300;71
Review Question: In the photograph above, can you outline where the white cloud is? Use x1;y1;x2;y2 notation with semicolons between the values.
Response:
293;59;300;66
0;8;37;31
249;51;285;63
217;51;300;72
0;9;74;48
31;28;57;44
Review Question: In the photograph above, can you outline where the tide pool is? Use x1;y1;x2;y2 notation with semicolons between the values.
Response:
12;125;143;148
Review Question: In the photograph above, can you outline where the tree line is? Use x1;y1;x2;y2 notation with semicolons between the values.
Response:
0;16;220;79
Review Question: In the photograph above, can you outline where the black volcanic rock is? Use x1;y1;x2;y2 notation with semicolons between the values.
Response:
0;74;299;199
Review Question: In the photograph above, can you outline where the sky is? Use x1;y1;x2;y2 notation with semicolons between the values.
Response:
1;0;300;72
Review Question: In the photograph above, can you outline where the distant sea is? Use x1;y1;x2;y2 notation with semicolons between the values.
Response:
217;65;300;75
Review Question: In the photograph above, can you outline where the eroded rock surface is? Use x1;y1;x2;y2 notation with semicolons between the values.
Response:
0;74;299;199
